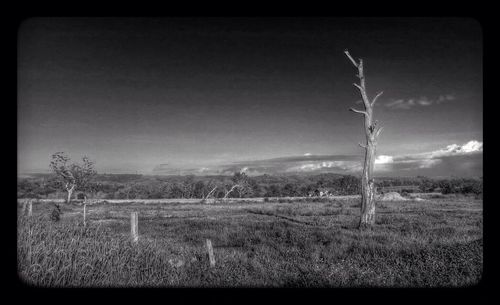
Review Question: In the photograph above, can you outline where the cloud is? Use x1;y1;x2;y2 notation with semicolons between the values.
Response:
216;154;362;176
460;140;482;153
375;155;394;164
287;160;363;173
385;99;414;110
437;94;456;104
385;95;455;110
417;159;442;169
424;140;482;158
374;140;482;175
151;140;481;177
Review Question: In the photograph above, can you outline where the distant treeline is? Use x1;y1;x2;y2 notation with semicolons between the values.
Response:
17;173;483;200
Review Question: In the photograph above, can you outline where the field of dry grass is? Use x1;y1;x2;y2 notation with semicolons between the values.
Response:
17;196;483;287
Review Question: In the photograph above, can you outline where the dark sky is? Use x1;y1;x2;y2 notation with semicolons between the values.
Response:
18;17;482;176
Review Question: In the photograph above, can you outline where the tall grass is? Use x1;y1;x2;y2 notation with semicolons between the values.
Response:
18;205;482;287
17;215;194;287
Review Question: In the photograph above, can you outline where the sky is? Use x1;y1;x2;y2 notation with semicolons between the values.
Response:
18;17;483;177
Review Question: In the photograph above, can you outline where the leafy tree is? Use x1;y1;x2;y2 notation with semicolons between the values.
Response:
181;175;196;198
49;152;97;203
169;183;184;199
193;180;206;198
283;183;299;197
338;175;361;195
265;184;281;197
248;178;262;197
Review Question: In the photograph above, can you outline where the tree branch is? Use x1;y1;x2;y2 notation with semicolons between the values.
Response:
349;108;367;116
358;142;367;149
223;184;240;199
353;83;363;91
371;91;384;106
205;186;218;200
375;126;384;138
344;50;359;68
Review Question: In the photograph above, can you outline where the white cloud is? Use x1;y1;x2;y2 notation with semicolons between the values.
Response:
417;159;442;169
385;95;456;110
374;155;395;171
371;140;482;173
375;155;394;164
194;140;481;176
291;161;362;172
385;99;410;109
289;141;481;174
437;94;456;104
417;97;432;106
459;140;482;153
429;140;483;158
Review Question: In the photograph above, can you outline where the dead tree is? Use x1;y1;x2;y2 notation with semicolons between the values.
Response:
202;185;218;203
223;184;241;200
205;186;218;200
345;50;384;229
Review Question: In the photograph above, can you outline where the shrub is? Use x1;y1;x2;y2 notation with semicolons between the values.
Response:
50;204;62;222
76;193;86;200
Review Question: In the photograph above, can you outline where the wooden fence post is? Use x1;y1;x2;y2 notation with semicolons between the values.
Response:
83;204;87;227
131;212;139;243
27;199;32;217
206;239;216;267
21;200;27;216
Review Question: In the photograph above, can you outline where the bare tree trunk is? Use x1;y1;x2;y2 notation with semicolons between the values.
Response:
345;50;384;229
360;143;376;227
66;184;75;204
223;184;240;199
204;186;218;201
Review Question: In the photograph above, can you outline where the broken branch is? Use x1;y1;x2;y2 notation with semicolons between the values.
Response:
223;184;241;199
371;91;384;106
344;50;359;68
204;186;218;200
349;108;367;116
353;83;363;91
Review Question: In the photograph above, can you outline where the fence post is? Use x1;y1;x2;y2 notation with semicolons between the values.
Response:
21;200;27;216
206;239;216;267
131;212;139;243
27;199;32;217
83;204;87;227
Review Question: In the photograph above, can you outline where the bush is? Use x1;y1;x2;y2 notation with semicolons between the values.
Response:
50;204;62;222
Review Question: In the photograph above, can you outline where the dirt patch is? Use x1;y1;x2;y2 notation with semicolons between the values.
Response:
378;192;407;201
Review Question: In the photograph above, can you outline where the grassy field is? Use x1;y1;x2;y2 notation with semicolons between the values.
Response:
17;196;483;287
